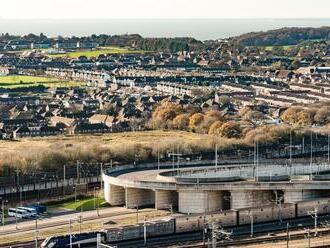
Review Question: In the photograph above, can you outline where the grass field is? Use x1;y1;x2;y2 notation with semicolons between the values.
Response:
0;75;85;88
262;45;294;51
56;197;109;211
0;130;237;170
48;46;145;59
0;130;217;153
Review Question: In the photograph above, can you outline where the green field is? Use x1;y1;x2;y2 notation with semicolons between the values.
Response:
48;46;145;59
0;75;85;88
262;45;294;51
58;197;109;211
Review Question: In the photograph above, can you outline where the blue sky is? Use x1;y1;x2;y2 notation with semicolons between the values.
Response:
1;0;330;19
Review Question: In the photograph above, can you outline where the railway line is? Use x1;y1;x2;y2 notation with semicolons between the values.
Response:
2;214;330;248
177;229;330;248
0;208;155;236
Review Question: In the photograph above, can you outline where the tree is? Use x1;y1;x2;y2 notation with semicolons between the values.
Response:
296;111;313;126
218;121;241;138
314;106;330;125
189;113;205;132
281;107;313;127
208;121;224;135
151;102;183;129
152;102;183;121
205;110;223;120
281;107;301;125
197;110;225;134
172;114;190;130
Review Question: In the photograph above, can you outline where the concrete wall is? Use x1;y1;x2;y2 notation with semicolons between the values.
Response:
238;203;295;225
125;187;155;208
178;191;224;214
208;210;237;227
175;214;204;233
155;190;178;210
297;198;330;217
284;189;322;203
104;184;125;206
231;190;273;209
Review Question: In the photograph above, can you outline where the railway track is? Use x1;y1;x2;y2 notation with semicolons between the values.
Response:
0;240;38;248
178;229;330;247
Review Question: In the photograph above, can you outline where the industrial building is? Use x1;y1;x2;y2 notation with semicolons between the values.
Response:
102;161;330;214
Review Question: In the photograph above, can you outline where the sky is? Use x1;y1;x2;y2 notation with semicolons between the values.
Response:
1;0;330;19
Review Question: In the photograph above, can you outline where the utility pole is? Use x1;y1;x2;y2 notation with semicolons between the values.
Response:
273;191;283;223
249;210;254;238
96;186;100;217
76;160;80;184
302;136;305;153
69;219;72;248
328;134;330;167
1;198;6;227
286;222;289;248
256;138;259;181
310;132;313;179
289;129;292;166
15;205;18;230
203;204;206;246
63;164;66;197
100;163;103;196
136;204;139;224
73;185;77;202
308;228;311;248
215;143;218;168
168;153;182;173
79;215;82;234
308;207;318;236
143;216;147;246
253;139;259;182
212;224;216;248
17;167;22;206
35;217;38;248
94;187;96;210
157;143;160;171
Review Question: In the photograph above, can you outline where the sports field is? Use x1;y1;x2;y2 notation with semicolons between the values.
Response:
48;46;145;58
0;75;85;88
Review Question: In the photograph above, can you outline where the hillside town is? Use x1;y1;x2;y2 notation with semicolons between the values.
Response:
0;32;330;139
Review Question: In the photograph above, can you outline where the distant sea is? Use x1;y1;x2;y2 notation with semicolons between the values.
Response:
1;18;330;40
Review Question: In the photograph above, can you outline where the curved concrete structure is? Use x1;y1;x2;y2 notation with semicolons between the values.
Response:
103;161;330;213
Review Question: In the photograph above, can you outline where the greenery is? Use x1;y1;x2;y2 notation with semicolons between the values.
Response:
54;196;109;211
263;45;294;51
0;75;85;88
48;46;145;59
232;27;330;46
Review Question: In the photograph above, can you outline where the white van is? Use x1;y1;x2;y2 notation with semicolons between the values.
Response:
8;208;30;218
17;207;38;218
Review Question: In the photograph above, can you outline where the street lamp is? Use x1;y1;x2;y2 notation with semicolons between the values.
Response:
73;185;77;202
308;207;318;237
35;216;39;248
271;191;283;223
0;198;8;227
248;210;254;238
94;186;100;217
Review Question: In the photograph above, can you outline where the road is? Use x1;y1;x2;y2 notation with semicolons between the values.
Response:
0;206;155;235
0;206;167;248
